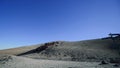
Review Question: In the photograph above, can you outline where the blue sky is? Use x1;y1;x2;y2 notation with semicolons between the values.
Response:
0;0;120;49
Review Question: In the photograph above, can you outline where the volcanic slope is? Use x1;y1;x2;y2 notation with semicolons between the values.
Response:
18;38;120;62
0;37;120;62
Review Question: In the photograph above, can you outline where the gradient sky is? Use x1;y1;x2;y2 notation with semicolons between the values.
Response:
0;0;120;49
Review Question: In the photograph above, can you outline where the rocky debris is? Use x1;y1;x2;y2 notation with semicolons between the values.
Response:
44;41;60;46
35;41;60;52
109;58;120;64
0;55;13;64
113;64;119;67
17;41;61;56
99;60;109;65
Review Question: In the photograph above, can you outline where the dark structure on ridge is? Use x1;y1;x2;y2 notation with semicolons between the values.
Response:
108;33;120;50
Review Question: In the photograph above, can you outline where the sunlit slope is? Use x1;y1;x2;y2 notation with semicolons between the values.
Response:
0;37;120;62
19;38;120;62
0;45;40;55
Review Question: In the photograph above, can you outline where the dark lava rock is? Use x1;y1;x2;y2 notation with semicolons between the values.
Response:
99;60;108;65
113;64;119;67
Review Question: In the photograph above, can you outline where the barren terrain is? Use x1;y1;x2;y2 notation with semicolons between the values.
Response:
0;36;120;68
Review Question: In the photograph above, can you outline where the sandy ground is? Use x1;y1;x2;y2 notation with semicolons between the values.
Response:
0;55;119;68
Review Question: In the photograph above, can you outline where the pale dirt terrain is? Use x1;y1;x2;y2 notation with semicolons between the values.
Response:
0;44;41;55
0;55;118;68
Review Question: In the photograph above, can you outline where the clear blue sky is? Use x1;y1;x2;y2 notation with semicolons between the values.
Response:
0;0;120;49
